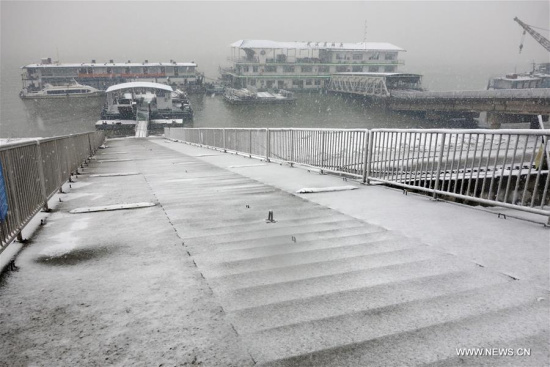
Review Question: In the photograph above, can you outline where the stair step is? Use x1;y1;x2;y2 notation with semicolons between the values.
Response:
192;227;392;264
182;215;354;239
209;245;440;292
186;221;381;251
217;254;477;311
245;281;547;364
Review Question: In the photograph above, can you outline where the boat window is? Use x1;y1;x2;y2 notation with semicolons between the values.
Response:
265;66;277;72
283;66;295;73
352;66;363;72
253;66;258;72
301;66;313;72
369;52;380;60
318;66;329;73
143;67;148;74
352;53;363;60
368;66;379;72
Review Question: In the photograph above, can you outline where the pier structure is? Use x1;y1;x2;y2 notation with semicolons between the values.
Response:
0;132;549;366
328;72;550;127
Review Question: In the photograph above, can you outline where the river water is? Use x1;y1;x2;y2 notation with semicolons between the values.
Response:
0;58;517;140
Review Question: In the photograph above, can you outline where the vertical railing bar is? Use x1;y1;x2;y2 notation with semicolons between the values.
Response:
34;141;49;211
460;133;472;196
433;133;446;199
538;138;550;209
530;136;546;208
521;135;538;207
503;134;520;204
512;135;530;205
480;134;495;195
465;133;479;196
488;134;503;200
473;133;487;198
496;134;512;203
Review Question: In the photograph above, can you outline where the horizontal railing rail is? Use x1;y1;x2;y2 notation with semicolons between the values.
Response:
165;126;550;222
0;132;105;252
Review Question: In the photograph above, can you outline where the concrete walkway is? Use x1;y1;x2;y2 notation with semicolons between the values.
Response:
0;136;548;367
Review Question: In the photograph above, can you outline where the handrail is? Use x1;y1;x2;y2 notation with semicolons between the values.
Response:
165;126;550;223
0;132;105;252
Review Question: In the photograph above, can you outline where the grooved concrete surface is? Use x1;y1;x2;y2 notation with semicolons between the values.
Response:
0;137;548;367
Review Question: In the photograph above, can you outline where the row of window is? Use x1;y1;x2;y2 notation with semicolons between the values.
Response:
238;65;396;73
32;66;195;77
46;89;91;95
246;79;324;88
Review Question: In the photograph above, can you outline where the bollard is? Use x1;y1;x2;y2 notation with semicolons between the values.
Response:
266;210;275;223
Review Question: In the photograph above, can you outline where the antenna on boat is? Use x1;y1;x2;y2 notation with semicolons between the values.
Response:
363;20;367;48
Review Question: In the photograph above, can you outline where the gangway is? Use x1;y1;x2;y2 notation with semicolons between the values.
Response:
135;107;150;138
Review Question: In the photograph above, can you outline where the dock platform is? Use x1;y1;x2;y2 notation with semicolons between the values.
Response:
1;137;548;366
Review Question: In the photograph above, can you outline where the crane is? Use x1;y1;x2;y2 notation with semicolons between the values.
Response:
514;17;550;53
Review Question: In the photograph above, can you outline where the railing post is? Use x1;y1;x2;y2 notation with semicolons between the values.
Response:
265;129;271;162
290;129;295;163
34;140;50;211
363;130;373;184
321;131;326;167
249;129;252;157
223;129;227;152
433;133;446;199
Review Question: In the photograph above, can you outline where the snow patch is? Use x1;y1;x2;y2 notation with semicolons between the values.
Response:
297;186;358;194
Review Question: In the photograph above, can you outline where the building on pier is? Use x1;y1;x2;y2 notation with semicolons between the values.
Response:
221;39;405;91
20;58;204;94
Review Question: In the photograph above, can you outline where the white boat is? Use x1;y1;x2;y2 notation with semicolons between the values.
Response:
96;81;193;136
223;88;296;105
19;81;104;99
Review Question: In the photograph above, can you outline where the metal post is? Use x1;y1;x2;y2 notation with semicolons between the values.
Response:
34;140;50;211
433;133;446;199
290;129;295;163
249;129;252;157
363;130;373;184
223;129;227;152
265;128;270;162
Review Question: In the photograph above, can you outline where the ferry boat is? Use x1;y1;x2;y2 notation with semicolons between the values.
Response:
487;64;550;90
19;81;104;99
96;81;193;135
21;58;204;95
223;88;296;105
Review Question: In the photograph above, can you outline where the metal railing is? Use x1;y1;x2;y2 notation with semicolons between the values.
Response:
165;127;550;221
0;132;105;252
366;129;550;218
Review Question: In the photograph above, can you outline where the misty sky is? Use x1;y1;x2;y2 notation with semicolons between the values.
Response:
1;1;549;79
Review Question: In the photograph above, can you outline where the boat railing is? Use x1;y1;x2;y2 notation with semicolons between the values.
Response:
165;125;550;223
0;132;105;252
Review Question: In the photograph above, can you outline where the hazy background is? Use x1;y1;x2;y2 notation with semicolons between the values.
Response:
2;0;549;86
1;1;549;138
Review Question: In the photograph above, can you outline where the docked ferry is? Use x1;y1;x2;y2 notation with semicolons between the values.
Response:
19;81;104;99
21;58;204;95
96;81;193;136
